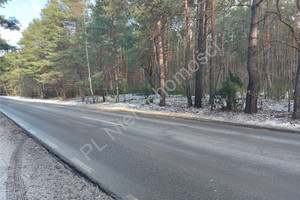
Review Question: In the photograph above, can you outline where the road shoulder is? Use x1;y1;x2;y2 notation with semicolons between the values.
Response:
0;113;113;200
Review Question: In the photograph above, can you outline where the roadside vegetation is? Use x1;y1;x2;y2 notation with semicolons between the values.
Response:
0;0;300;119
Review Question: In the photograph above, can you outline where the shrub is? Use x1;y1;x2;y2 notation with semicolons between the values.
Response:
268;78;288;100
217;72;243;110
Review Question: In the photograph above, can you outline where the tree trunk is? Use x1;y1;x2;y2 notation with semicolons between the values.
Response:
102;94;106;102
153;37;160;89
194;0;206;108
245;0;261;114
83;1;94;102
184;0;193;107
209;0;216;109
221;25;227;83
144;66;148;91
2;83;9;96
293;45;300;119
79;87;85;102
112;19;119;103
40;83;45;99
157;16;166;106
121;47;126;78
265;0;272;92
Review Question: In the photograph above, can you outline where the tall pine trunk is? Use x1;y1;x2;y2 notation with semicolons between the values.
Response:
112;19;119;103
265;0;272;92
194;0;206;108
221;25;227;83
245;0;261;114
209;0;216;109
157;16;166;106
293;45;300;119
83;1;94;102
275;0;299;118
184;0;193;107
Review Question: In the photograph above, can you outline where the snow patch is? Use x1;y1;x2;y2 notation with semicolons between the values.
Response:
2;94;300;130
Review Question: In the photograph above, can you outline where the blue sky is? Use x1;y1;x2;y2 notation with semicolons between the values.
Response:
0;0;48;46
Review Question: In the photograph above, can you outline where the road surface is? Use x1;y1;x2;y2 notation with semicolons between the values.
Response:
1;97;300;200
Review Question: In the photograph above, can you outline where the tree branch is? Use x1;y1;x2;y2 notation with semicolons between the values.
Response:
276;0;298;42
146;1;184;16
256;0;265;7
270;40;299;50
257;11;278;24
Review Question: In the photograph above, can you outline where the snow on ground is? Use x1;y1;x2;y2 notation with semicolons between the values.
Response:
0;113;113;200
100;94;300;129
0;113;22;200
2;94;300;130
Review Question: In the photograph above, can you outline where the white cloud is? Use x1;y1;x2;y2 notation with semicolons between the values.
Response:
0;27;22;46
33;4;42;14
0;0;46;46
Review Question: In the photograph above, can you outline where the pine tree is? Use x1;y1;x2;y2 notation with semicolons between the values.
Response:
0;0;19;52
245;0;263;114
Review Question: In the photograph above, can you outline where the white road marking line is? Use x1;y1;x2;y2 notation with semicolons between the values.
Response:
44;139;59;149
125;194;139;200
71;158;94;173
82;116;122;126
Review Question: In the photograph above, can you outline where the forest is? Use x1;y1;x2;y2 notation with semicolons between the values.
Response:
0;0;300;118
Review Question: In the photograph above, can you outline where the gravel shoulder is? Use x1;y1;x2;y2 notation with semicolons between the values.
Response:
0;113;113;200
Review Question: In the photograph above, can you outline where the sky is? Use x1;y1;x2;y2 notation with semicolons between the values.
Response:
0;0;48;46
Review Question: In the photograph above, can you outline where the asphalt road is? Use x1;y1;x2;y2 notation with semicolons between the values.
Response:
1;97;300;200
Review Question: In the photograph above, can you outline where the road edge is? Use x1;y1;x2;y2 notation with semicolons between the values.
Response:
0;111;124;200
2;97;300;134
86;107;300;135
